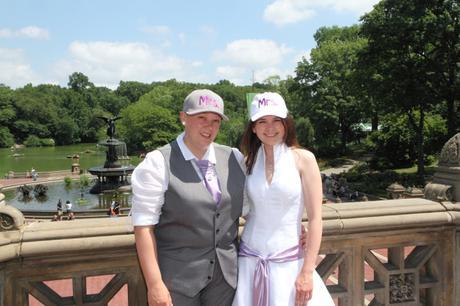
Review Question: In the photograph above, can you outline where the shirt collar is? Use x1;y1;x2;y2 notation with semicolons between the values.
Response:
176;132;217;164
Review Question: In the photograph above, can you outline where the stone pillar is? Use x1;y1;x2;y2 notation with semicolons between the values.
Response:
386;182;405;199
426;133;460;203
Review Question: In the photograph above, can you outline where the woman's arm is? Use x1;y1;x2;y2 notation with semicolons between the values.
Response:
293;148;323;305
134;226;173;306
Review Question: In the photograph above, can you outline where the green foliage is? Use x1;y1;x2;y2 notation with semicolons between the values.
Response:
23;135;55;147
341;163;426;197
63;176;72;186
0;127;14;148
68;72;93;92
118;88;181;152
79;174;90;187
23;135;42;147
295;117;315;149
115;81;154;103
40;138;55;146
217;116;246;148
368;113;447;168
360;0;460;175
291;25;368;154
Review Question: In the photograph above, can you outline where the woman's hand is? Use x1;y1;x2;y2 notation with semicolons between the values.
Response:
147;282;173;306
295;271;313;306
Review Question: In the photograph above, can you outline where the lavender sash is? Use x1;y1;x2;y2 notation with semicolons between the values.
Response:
239;240;303;306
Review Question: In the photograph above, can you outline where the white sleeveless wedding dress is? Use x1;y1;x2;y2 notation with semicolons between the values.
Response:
232;144;335;306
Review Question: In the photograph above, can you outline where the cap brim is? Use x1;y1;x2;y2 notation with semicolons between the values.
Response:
186;109;229;121
250;110;287;122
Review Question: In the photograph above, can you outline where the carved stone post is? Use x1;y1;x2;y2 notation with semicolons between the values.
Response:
0;192;25;306
424;133;460;203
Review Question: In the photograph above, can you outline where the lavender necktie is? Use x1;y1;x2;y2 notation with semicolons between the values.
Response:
195;159;222;204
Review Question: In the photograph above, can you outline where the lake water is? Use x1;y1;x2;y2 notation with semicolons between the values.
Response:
3;181;132;212
0;143;140;211
0;143;106;176
0;143;142;176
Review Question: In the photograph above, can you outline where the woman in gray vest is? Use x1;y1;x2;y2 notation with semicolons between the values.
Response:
131;89;245;306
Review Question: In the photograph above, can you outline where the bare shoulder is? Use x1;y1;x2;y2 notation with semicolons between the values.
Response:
291;147;317;164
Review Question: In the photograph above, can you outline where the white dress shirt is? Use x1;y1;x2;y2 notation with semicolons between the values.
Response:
131;132;245;226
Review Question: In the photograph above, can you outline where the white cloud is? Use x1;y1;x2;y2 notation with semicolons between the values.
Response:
264;0;315;26
0;26;49;39
331;0;379;14
214;39;293;67
254;67;288;83
141;25;171;35
55;41;194;88
0;48;39;87
213;39;296;85
264;0;379;26
17;26;50;39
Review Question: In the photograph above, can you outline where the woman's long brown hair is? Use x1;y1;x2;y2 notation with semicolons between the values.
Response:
240;115;300;175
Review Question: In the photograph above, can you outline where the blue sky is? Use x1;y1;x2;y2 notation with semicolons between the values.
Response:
1;0;380;89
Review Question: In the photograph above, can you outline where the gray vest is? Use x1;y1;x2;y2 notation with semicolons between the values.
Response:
156;141;245;297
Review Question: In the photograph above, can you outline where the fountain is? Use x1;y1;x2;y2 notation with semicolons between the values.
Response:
88;116;135;194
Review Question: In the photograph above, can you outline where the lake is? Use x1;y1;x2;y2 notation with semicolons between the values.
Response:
0;143;142;176
3;181;132;212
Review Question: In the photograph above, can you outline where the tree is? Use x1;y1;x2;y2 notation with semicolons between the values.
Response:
115;81;154;103
0;127;14;147
118;87;181;152
360;0;460;178
291;25;368;154
68;72;94;92
0;85;16;146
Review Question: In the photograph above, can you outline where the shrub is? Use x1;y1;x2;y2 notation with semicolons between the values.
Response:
79;175;90;187
0;127;14;148
24;135;42;147
40;138;55;146
63;176;72;186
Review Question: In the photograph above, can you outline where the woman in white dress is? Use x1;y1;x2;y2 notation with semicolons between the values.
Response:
232;92;334;306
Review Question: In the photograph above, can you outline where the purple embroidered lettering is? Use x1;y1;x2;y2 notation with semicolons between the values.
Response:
258;98;279;108
199;95;219;107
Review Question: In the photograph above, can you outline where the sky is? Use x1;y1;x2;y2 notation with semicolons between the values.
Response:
0;0;380;89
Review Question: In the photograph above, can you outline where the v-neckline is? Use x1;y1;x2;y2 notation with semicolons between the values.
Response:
262;144;276;186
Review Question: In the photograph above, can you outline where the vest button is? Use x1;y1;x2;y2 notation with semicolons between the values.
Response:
216;229;220;233
208;276;212;280
216;213;220;218
210;260;214;264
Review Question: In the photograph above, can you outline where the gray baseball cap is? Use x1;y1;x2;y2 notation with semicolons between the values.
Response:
183;89;229;120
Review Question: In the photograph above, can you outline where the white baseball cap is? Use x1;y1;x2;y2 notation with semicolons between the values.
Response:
250;92;288;122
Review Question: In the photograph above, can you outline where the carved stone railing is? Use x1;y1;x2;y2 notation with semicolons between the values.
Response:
0;192;146;306
319;198;459;306
1;192;459;305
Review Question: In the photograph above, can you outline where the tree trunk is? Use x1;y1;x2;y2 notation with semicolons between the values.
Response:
416;109;425;180
371;111;379;132
407;109;425;181
446;98;456;137
339;117;348;154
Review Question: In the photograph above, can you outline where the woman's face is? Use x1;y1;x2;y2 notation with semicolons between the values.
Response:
180;111;222;158
252;115;285;147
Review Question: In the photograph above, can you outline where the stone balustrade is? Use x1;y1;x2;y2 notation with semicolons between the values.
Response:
2;130;459;306
1;192;459;306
